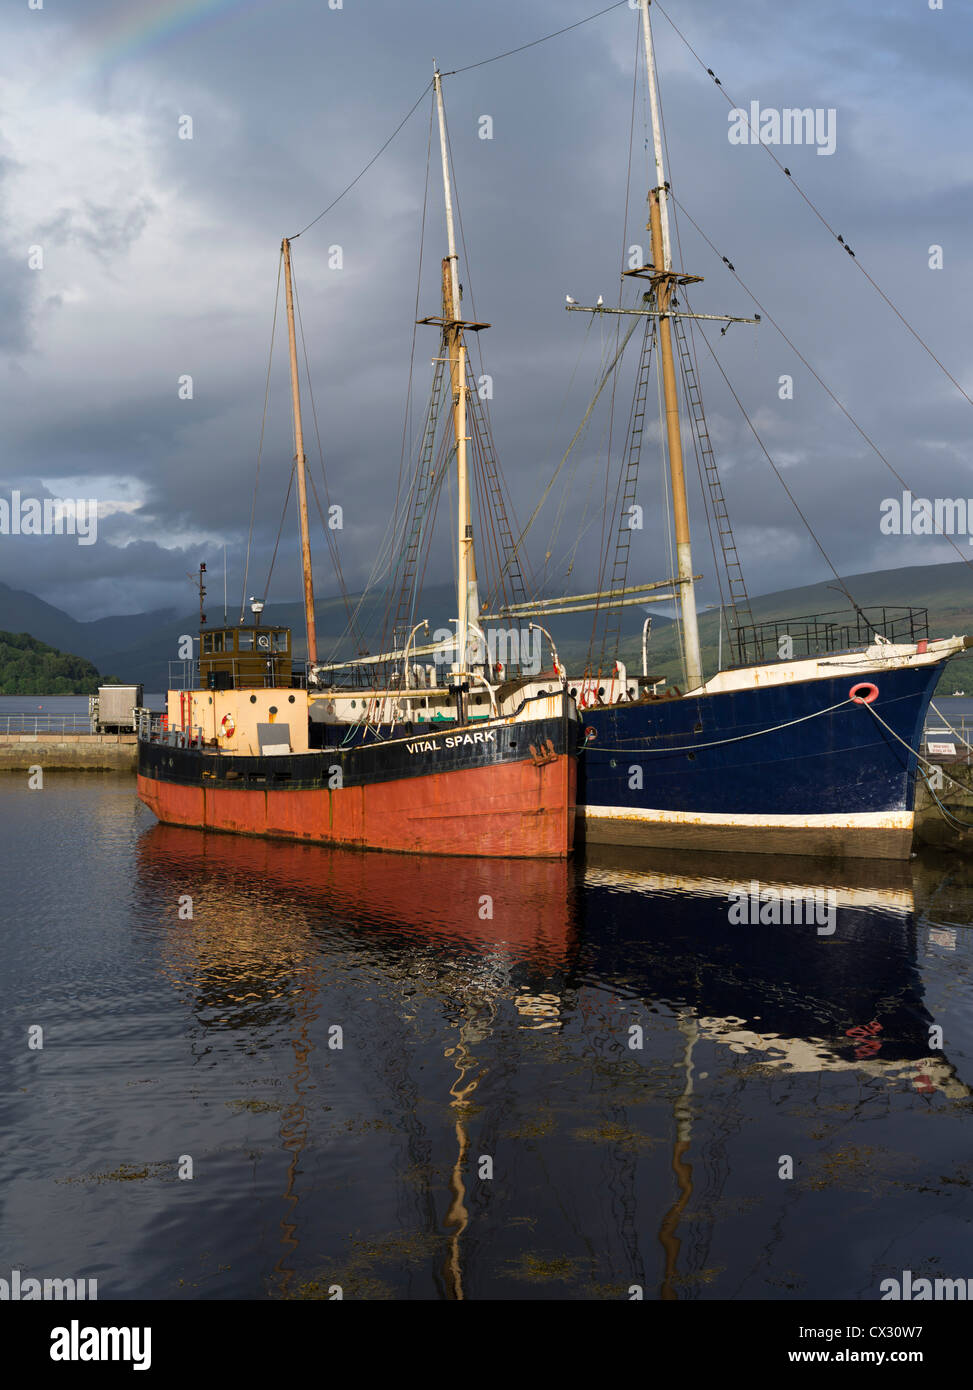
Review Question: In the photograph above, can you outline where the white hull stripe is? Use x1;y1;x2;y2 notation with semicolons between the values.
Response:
581;806;914;831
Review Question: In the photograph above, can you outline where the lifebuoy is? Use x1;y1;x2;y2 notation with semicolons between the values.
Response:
584;726;597;741
849;682;879;705
221;713;236;737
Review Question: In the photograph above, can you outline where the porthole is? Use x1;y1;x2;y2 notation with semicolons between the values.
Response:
269;706;278;715
351;700;357;709
250;695;257;704
288;695;295;704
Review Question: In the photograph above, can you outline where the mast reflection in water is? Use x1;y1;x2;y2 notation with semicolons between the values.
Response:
2;773;970;1302
131;824;971;1300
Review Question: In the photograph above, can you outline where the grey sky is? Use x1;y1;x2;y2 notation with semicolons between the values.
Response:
0;0;971;626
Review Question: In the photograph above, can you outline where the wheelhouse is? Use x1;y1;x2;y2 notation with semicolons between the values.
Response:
198;624;292;689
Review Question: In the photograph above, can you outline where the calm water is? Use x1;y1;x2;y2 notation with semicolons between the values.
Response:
1;772;971;1300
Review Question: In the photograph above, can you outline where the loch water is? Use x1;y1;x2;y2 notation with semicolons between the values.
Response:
0;770;971;1300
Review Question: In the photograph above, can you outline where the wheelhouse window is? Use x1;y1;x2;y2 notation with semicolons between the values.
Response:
272;631;289;652
202;634;214;655
237;631;254;651
213;632;225;653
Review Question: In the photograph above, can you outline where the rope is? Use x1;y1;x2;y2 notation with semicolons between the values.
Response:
919;769;973;833
929;700;973;757
600;695;854;755
860;699;970;793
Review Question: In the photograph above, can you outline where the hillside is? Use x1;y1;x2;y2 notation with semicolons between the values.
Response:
604;564;973;693
4;558;973;691
0;631;117;696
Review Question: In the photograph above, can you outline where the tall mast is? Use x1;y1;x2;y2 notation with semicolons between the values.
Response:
639;0;702;691
281;237;318;668
433;65;478;692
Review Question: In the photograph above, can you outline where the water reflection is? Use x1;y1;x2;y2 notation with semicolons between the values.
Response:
133;824;971;1299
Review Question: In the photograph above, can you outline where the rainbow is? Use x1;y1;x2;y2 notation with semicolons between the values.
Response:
81;0;267;76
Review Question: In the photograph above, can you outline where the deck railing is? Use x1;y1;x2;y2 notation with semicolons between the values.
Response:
728;607;930;668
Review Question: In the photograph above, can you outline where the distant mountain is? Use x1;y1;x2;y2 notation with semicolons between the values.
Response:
3;559;973;692
0;581;175;669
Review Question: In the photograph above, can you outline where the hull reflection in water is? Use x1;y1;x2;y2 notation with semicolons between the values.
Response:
134;823;968;1300
582;845;968;1098
138;822;578;966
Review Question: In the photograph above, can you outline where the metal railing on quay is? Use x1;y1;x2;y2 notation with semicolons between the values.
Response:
0;713;94;734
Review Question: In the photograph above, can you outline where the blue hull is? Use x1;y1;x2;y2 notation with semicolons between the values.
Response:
578;660;945;859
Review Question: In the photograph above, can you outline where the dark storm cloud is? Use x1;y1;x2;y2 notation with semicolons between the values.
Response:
0;0;971;620
37;196;157;264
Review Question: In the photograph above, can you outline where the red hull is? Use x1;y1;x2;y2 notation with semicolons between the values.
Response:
137;754;576;858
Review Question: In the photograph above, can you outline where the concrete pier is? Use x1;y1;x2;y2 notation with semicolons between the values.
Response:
0;733;137;770
915;760;973;850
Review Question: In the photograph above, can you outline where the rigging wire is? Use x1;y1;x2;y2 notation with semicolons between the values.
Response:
392;91;436;591
588;22;643;669
442;114;534;609
261;459;297;603
290;82;433;240
692;321;864;613
240;250;283;622
670;192;973;584
656;45;741;650
652;0;973;414
291;257;360;641
656;317;684;678
442;1;631;76
288;2;630;241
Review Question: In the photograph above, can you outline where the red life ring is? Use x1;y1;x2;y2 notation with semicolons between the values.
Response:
584;726;597;741
849;682;879;705
221;713;236;737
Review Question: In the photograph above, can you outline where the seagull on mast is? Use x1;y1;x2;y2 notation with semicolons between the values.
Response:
565;295;576;304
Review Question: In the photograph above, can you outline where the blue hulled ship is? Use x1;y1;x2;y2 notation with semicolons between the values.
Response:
486;0;969;862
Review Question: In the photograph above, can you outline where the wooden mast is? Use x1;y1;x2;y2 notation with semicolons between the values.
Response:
639;0;703;692
433;65;478;703
281;236;318;668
